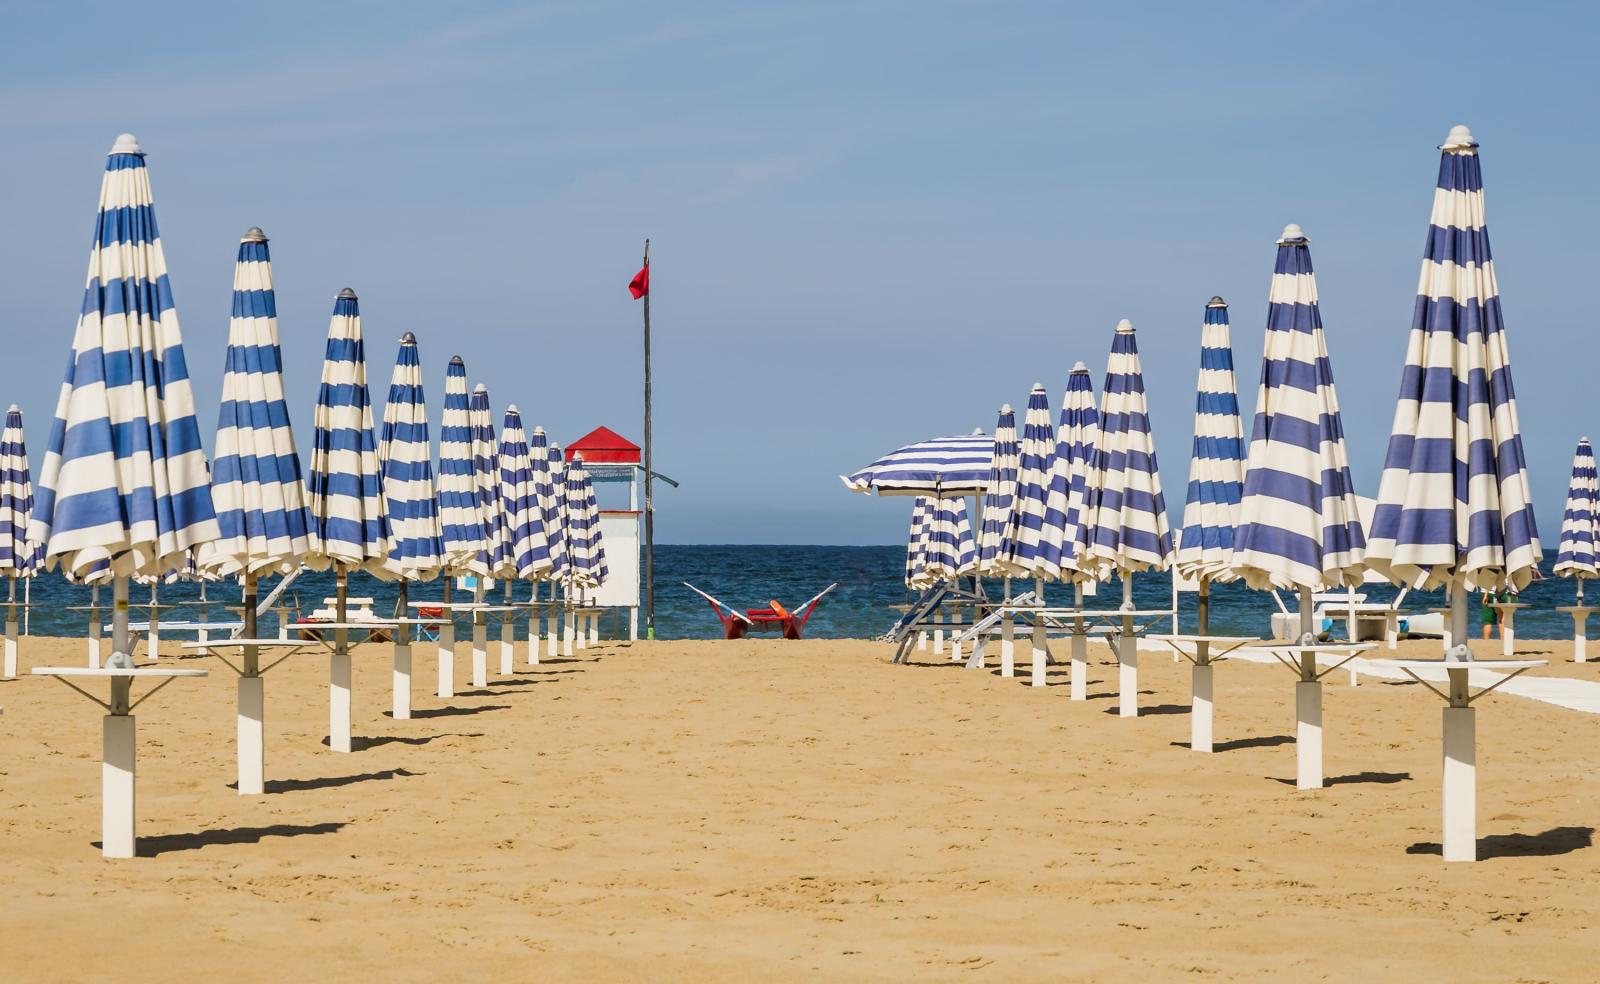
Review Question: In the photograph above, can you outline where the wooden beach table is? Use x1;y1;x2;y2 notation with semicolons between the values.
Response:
182;638;318;793
1239;639;1377;790
1146;634;1260;752
32;665;207;858
1369;654;1544;862
1555;605;1596;662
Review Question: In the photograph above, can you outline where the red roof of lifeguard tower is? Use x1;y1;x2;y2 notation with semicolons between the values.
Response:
566;425;640;464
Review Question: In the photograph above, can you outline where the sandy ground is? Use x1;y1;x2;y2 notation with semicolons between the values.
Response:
1;631;1597;982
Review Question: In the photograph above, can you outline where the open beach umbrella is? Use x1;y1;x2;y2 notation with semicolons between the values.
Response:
1365;126;1541;604
304;287;390;754
432;355;478;695
1080;320;1173;716
1;406;37;677
977;406;1019;576
1362;127;1542;862
27;134;220;858
1553;437;1597;600
378;331;444;718
843;431;992;498
1230;224;1365;790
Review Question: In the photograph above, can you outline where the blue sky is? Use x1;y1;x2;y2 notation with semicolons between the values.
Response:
1;1;1596;545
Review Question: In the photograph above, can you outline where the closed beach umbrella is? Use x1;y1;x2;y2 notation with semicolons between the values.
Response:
1230;224;1365;790
905;496;933;589
1366;127;1541;602
559;452;608;591
379;332;444;582
1081;320;1173;717
977;407;1019;576
843;431;992;498
431;355;477;695
922;495;976;580
304;287;390;754
1553;437;1597;599
1008;384;1062;581
27;134;220;858
2;406;37;677
378;331;444;719
1176;297;1246;587
1052;362;1101;581
1363;127;1542;862
207;227;311;580
546;443;570;583
469;384;508;580
499;407;550;580
526;425;561;658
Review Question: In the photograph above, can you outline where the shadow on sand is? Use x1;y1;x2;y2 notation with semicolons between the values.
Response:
1407;826;1594;860
323;731;485;751
1168;734;1294;752
99;822;348;857
227;767;422;794
1268;770;1411;787
1107;703;1189;716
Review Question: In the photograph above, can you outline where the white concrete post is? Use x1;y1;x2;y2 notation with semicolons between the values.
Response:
471;616;488;688
88;615;102;669
1117;577;1137;718
588;613;599;647
1000;615;1015;677
1442;703;1477;862
1575;610;1589;663
238;675;265;795
1070;619;1087;701
933;608;946;655
917;630;928;651
392;640;412;720
546;605;559;658
102;712;136;859
527;587;541;666
563;609;575;657
499;614;515;675
329;569;352;753
1501;608;1516;658
3;613;15;678
1192;662;1213;752
1295;679;1323;789
1031;618;1047;688
437;621;455;698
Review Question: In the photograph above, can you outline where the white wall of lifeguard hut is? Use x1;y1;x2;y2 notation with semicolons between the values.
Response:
566;426;653;640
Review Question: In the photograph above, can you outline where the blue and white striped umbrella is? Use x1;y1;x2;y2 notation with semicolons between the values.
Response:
1553;437;1597;586
378;332;444;581
1175;297;1246;583
1007;383;1061;579
1231;227;1365;591
905;496;933;589
527;426;558;581
922;494;976;580
207;227;311;577
0;407;37;578
304;288;390;575
556;452;608;589
1366;127;1541;592
29;134;219;581
1082;320;1173;577
437;356;482;574
977;406;1019;576
1051;362;1101;579
844;431;992;497
468;384;508;578
498;407;551;580
545;442;570;581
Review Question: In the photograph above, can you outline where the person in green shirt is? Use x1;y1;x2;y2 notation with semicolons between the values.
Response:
1480;588;1513;640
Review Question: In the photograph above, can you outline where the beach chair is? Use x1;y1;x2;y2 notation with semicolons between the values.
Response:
685;582;838;640
414;606;445;643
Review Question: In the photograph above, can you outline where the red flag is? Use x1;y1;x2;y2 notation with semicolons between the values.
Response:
628;263;649;299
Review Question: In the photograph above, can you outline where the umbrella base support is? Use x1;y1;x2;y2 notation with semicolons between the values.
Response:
1030;622;1047;688
1070;628;1086;701
88;619;102;668
1118;629;1138;718
392;642;411;720
472;623;487;688
1000;619;1015;677
1443;706;1476;861
500;617;515;675
102;714;136;858
546;612;559;659
527;618;541;666
3;619;15;678
563;612;575;657
1296;680;1322;789
238;676;265;794
1191;664;1213;752
329;651;351;753
437;625;455;698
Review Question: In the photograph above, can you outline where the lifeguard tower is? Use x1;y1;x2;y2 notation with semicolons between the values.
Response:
565;426;674;640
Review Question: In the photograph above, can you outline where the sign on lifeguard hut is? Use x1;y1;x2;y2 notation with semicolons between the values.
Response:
567;426;644;639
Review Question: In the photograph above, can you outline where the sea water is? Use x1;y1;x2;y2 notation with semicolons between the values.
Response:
7;547;1587;641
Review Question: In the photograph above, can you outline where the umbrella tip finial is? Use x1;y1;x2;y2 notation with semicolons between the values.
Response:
533;425;546;435
1071;360;1087;372
1277;223;1308;244
1031;382;1045;392
1442;124;1476;150
400;331;417;343
241;226;267;243
1000;403;1013;414
6;404;18;412
1115;318;1134;333
449;355;464;366
110;133;142;155
1208;295;1226;307
1584;435;1592;443
336;287;357;299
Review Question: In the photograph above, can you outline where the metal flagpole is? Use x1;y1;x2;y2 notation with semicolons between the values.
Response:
641;238;655;640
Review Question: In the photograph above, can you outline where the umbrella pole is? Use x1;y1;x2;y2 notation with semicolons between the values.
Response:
238;572;265;795
1070;581;1087;701
999;577;1014;675
546;581;560;659
103;574;137;858
148;582;160;659
393;580;412;720
437;576;455;698
1193;577;1213;753
500;579;515;675
329;565;352;753
1118;575;1138;718
1031;575;1047;687
472;576;488;688
88;583;102;668
527;581;541;667
3;575;15;678
1295;585;1322;790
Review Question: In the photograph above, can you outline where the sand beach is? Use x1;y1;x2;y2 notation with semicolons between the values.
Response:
2;634;1596;982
